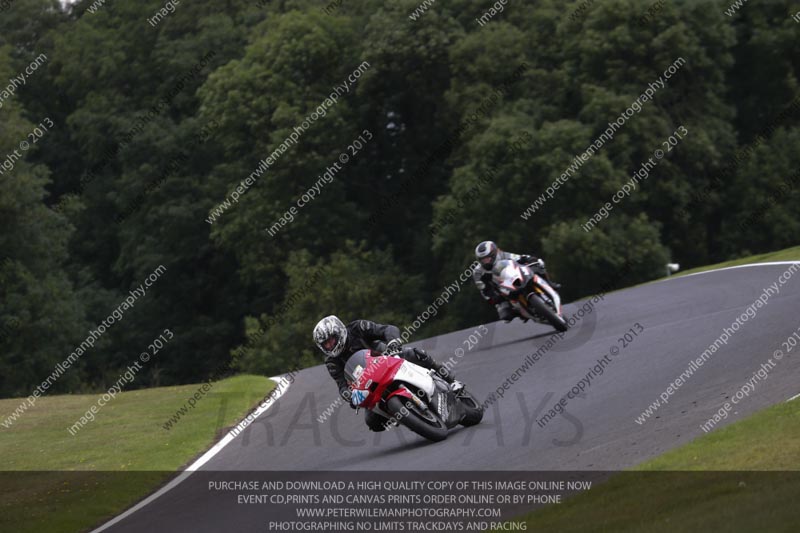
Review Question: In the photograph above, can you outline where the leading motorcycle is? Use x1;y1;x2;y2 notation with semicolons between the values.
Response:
344;349;483;442
492;259;569;332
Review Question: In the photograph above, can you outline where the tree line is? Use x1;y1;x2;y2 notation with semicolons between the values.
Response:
0;0;798;397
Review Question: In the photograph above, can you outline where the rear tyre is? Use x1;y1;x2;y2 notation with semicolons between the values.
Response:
386;396;448;442
529;295;569;332
457;390;484;427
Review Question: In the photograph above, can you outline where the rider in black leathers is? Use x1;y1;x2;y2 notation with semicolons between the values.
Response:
472;240;559;322
313;316;459;431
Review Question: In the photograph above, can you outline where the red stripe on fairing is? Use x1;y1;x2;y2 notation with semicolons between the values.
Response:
386;387;414;401
355;353;405;409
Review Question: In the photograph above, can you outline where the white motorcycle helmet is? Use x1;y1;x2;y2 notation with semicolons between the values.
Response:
475;241;499;271
313;315;348;357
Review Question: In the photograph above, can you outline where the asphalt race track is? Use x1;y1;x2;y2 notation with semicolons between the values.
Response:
96;263;800;532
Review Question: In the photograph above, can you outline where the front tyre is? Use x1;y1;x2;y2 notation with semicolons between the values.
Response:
529;295;569;332
386;396;448;442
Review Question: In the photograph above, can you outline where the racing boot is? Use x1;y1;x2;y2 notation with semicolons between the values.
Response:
544;275;562;290
496;301;515;322
405;347;463;392
530;259;562;290
429;359;463;392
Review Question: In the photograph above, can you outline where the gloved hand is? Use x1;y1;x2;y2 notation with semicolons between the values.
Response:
341;388;357;409
385;338;403;355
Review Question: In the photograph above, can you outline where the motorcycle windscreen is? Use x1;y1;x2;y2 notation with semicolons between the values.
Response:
344;349;369;385
492;259;527;293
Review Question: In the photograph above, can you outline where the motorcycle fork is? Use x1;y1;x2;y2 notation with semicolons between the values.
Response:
519;287;553;323
385;387;427;413
530;285;556;308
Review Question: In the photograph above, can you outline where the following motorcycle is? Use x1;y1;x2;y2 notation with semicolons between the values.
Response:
492;259;569;332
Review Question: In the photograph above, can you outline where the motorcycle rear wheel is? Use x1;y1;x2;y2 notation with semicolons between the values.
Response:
456;390;484;427
386;396;448;442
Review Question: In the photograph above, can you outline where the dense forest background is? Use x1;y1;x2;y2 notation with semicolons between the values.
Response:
1;0;798;398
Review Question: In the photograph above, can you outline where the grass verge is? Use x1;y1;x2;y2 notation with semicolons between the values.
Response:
674;245;800;277
517;399;800;531
0;374;274;533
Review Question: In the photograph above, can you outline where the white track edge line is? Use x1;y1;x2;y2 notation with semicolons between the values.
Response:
666;260;800;280
90;375;291;533
667;260;800;405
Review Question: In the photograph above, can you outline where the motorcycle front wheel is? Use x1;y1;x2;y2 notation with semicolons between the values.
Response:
528;295;569;332
386;396;448;442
